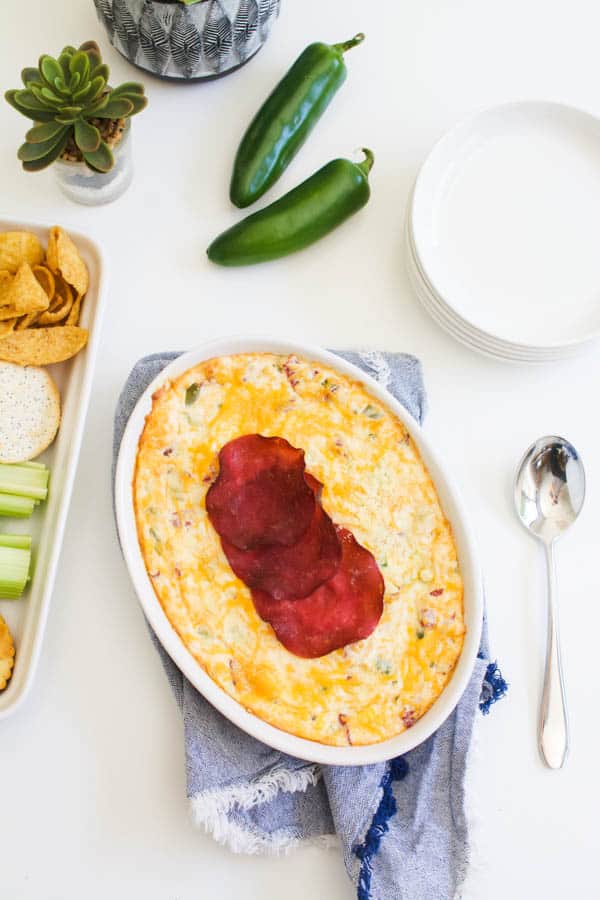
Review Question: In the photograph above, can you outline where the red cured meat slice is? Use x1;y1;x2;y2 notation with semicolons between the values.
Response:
252;528;384;658
206;435;315;550
303;472;323;499
221;502;341;600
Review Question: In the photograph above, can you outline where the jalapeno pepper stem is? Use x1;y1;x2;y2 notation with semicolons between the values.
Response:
333;33;366;54
357;148;375;176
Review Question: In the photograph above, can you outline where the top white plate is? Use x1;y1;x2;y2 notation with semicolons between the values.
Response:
411;102;600;348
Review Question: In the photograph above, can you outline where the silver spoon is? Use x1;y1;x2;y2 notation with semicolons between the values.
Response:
514;436;585;769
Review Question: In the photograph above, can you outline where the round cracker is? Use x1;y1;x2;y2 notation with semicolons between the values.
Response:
0;361;61;463
0;615;15;691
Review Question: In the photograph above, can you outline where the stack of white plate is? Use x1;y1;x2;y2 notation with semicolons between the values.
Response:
406;101;600;362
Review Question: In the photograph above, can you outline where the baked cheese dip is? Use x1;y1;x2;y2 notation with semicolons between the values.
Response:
134;353;465;746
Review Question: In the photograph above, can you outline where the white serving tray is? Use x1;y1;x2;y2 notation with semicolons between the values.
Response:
115;337;483;766
0;218;106;720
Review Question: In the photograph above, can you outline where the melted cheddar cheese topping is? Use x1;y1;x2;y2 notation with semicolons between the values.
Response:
134;353;465;746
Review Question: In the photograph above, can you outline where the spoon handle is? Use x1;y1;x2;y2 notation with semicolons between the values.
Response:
540;541;569;769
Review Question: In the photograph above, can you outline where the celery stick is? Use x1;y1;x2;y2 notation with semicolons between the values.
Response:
21;461;47;470
0;545;31;599
0;534;32;549
0;493;36;518
0;463;49;501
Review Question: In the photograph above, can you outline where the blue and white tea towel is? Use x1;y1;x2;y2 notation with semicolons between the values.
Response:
114;350;507;900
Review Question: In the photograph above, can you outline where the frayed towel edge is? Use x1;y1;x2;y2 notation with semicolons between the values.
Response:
189;810;339;855
189;764;337;855
188;664;508;863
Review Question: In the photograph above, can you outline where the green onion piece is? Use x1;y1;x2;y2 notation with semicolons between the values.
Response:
0;534;32;549
0;462;49;501
0;493;36;518
0;545;31;599
185;383;200;405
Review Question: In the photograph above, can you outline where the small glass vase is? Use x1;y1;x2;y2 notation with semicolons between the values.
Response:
53;121;133;205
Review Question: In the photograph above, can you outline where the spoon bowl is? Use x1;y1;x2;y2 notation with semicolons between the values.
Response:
515;436;585;543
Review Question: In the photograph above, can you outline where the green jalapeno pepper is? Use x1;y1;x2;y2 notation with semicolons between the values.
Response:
208;149;374;267
230;33;365;209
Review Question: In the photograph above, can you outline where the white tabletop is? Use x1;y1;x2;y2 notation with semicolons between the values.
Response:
1;1;599;897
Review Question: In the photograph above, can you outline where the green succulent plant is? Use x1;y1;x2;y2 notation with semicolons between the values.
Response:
5;41;148;173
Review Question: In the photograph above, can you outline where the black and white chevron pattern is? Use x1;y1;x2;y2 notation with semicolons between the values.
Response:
139;2;172;76
233;0;259;61
170;6;203;78
112;0;140;63
203;0;233;72
94;0;116;41
93;0;281;80
258;0;278;38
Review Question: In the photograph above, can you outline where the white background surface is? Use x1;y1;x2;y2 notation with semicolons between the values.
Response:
1;1;599;898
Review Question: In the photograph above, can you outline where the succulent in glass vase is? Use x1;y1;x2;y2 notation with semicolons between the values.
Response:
5;41;148;204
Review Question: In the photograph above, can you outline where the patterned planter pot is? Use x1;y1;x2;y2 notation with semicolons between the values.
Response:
93;0;281;80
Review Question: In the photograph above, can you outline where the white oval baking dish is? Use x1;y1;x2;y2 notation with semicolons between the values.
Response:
114;337;483;765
